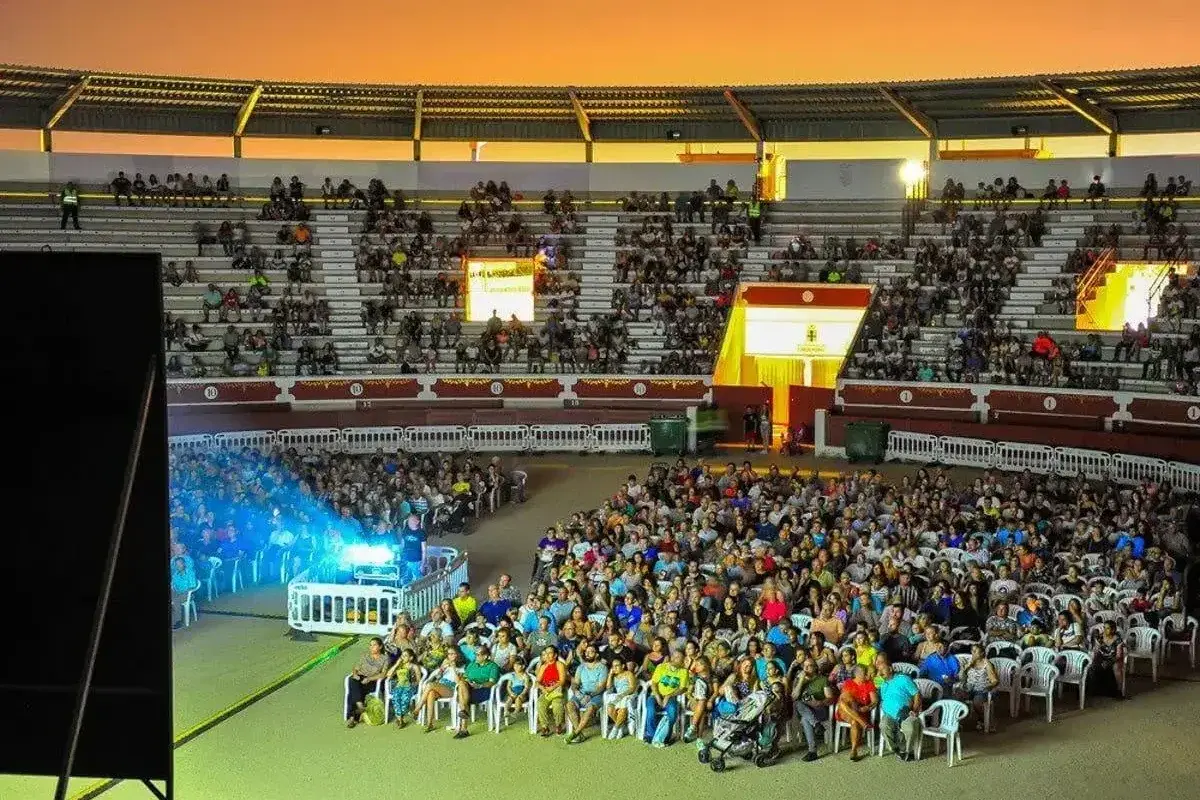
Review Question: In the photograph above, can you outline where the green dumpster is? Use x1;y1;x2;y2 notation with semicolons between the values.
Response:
844;421;891;463
648;416;688;456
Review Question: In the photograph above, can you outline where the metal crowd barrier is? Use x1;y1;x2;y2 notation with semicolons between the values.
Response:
169;423;654;456
592;423;653;453
287;547;467;635
885;431;1196;493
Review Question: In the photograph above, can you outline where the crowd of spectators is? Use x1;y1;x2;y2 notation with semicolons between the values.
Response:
168;446;514;629
845;210;1028;383
111;171;234;207
162;217;327;378
343;458;1196;756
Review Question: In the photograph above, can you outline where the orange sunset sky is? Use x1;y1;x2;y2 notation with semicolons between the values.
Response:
1;0;1198;87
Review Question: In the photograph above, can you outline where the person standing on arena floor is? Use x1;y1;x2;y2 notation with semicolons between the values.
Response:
876;654;923;762
399;513;427;584
59;181;81;230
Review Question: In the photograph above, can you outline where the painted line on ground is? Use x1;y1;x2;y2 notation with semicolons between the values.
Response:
68;634;357;800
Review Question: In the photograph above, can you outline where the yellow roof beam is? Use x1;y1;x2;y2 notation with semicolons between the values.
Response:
234;83;264;137
45;75;91;130
568;89;591;142
878;85;936;139
1039;80;1118;135
723;89;761;141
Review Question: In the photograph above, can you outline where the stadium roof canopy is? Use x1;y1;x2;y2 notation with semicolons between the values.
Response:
1;63;1198;144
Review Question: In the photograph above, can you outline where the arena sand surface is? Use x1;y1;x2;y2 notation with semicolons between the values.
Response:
4;455;1197;800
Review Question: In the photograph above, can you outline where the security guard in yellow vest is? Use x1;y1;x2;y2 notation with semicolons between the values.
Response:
59;181;81;230
747;198;762;245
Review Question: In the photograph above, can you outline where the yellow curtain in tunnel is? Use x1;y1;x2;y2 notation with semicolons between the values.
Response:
809;357;843;388
753;357;807;424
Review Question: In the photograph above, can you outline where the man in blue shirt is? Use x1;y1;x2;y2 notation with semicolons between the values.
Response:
479;584;513;625
1115;531;1145;559
565;644;610;743
919;640;960;691
875;654;923;762
398;514;426;584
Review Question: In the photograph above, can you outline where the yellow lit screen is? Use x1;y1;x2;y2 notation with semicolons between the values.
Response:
464;259;536;323
742;306;864;357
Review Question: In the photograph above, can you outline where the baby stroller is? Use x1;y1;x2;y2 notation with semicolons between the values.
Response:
436;493;475;536
695;690;781;772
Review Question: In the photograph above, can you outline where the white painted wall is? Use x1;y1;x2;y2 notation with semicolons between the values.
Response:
930;155;1200;194
0;150;754;196
3;149;1197;199
784;159;907;200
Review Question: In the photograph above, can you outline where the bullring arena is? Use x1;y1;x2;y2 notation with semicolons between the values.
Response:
0;7;1199;798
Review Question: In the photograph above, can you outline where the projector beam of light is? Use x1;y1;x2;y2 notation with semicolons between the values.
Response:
340;543;396;567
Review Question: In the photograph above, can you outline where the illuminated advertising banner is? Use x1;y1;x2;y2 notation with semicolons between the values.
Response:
742;305;865;357
464;258;535;322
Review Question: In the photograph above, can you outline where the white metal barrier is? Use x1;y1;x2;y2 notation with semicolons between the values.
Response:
1110;453;1169;485
530;424;593;452
276;427;344;450
341;426;406;454
940;436;996;468
883;432;1197;493
211;430;277;450
994;442;1057;474
1054;447;1111;480
1171;461;1200;493
592;423;653;453
470;424;531;452
887;430;941;462
169;434;213;451
287;547;469;634
405;425;469;453
170;423;651;456
287;581;406;637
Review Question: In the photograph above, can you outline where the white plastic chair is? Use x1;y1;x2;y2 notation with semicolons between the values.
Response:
343;675;387;721
1051;593;1082;613
1125;626;1162;683
915;699;969;766
914;678;944;703
489;673;521;732
600;679;646;740
203;558;224;602
1020;646;1058;667
832;704;876;755
790;614;813;639
1015;663;1059;722
229;556;245;593
891;662;919;678
989;657;1020;719
635;684;684;744
952;653;972;675
1159;614;1198;668
416;676;459;730
1089;610;1125;633
1057;650;1092;710
1024;583;1055;597
181;584;200;627
985;641;1021;661
525;657;543;734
